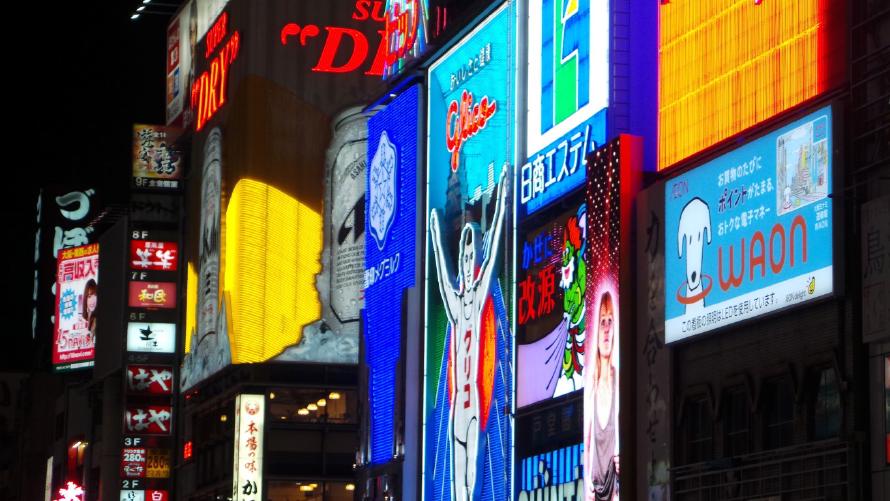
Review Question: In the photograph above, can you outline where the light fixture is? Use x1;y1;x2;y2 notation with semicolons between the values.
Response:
346;484;356;491
71;441;82;449
307;403;318;411
329;391;341;400
280;416;287;420
317;398;326;407
269;392;276;400
299;485;315;491
220;414;227;422
143;0;151;3
130;14;140;20
298;408;309;416
137;6;145;11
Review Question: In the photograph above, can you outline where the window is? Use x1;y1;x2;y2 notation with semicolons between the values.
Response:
762;378;794;449
684;395;713;464
267;480;357;501
268;388;357;424
723;386;750;457
811;368;841;440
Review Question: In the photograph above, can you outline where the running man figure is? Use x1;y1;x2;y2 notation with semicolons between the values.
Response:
429;165;508;501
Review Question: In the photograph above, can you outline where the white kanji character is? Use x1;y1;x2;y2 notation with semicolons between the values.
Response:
532;155;546;196
53;226;90;257
154;250;175;269
133;248;154;268
55;189;95;221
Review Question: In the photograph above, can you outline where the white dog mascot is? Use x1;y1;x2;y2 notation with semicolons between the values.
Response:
677;197;712;313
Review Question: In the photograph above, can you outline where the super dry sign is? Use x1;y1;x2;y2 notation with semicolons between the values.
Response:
192;12;240;132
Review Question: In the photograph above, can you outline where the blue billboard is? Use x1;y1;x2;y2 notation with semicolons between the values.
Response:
665;105;834;343
519;0;609;219
517;444;584;501
364;84;420;465
424;3;514;500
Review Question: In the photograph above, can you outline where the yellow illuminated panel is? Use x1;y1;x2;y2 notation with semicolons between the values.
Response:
224;178;322;363
184;262;198;353
659;0;829;170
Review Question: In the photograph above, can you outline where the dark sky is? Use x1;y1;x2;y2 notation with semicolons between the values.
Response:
4;2;179;370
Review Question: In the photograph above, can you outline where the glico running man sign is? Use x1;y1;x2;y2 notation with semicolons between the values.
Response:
424;3;515;501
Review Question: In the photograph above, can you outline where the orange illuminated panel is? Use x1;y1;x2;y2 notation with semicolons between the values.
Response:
224;179;322;363
659;0;839;170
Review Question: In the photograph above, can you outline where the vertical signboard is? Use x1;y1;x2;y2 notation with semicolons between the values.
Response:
516;194;588;407
364;84;420;464
583;139;630;500
520;0;608;218
53;243;99;371
862;196;890;342
664;106;834;343
383;0;430;78
233;394;264;501
424;4;514;500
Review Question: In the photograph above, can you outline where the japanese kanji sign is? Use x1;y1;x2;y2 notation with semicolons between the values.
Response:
53;243;99;371
126;365;175;395
126;323;177;354
128;282;177;309
124;405;173;435
233;394;264;501
120;447;147;478
130;240;179;271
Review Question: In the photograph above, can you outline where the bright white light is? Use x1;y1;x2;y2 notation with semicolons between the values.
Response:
130;14;140;20
137;6;145;12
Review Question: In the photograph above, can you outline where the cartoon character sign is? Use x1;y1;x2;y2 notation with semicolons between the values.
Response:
423;5;514;501
517;199;589;407
665;106;834;343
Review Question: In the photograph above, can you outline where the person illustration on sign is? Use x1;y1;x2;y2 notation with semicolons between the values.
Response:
81;279;98;343
429;165;508;501
585;291;619;500
556;205;588;396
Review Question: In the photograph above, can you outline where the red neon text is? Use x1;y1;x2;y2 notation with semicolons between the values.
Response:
718;214;807;291
385;1;419;65
192;30;240;132
280;24;385;76
353;0;387;21
205;12;228;59
445;90;497;172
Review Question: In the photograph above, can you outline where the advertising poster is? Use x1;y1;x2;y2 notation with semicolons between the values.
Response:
516;193;588;407
52;243;99;371
132;125;183;190
665;106;834;343
166;2;194;125
121;447;147;478
583;141;622;500
364;84;419;465
520;0;608;218
424;4;514;500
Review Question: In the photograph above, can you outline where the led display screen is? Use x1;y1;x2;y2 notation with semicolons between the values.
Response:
364;84;420;464
424;4;514;500
583;139;624;500
658;0;845;170
517;443;583;501
516;192;588;408
664;106;834;343
52;243;99;371
520;0;608;218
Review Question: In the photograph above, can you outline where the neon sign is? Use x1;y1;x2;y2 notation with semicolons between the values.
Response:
279;1;387;76
445;90;497;172
383;0;428;78
192;12;240;132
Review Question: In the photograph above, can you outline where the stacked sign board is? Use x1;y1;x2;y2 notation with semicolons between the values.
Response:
120;126;184;499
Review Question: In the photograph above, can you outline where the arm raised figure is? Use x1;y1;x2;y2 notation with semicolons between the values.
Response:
430;209;460;324
477;164;509;301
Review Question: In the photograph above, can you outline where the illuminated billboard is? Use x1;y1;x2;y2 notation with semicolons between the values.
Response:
516;193;588;408
583;139;631;501
519;0;608;218
129;282;177;309
658;0;845;170
383;0;429;78
665;105;834;343
126;365;175;395
517;443;583;501
233;394;264;501
130;240;179;271
364;84;420;464
52;243;99;371
424;4;514;500
124;405;173;435
127;323;177;354
132;125;182;190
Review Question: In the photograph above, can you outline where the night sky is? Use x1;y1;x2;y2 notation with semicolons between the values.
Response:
5;2;176;370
